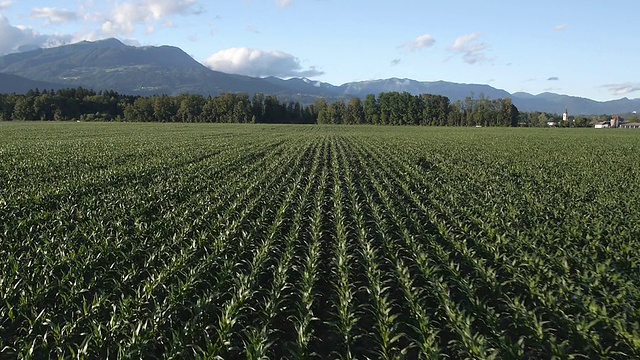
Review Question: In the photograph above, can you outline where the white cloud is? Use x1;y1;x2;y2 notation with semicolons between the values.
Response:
601;83;640;96
149;0;202;18
452;33;484;52
0;14;74;55
102;0;201;35
81;10;103;23
450;33;489;64
204;47;323;77
31;7;78;24
403;33;435;52
162;19;177;28
554;24;567;31
0;1;12;10
101;2;142;35
276;0;293;8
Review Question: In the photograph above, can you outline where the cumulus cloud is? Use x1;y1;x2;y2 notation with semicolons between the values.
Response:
450;33;489;64
204;47;323;77
554;24;567;31
0;1;12;10
547;76;559;81
102;0;201;35
402;33;435;52
276;0;293;8
601;83;640;96
0;14;74;55
31;7;78;25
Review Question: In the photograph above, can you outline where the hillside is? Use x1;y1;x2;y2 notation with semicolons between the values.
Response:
0;73;66;94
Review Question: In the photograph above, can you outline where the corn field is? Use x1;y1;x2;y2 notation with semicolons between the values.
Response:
1;123;640;359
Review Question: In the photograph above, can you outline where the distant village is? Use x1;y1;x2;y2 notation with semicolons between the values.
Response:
545;109;640;128
593;114;640;129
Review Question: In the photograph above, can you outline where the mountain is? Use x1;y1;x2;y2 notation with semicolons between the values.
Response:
262;76;339;95
335;79;640;114
0;38;287;96
0;73;66;94
261;76;344;103
510;92;640;114
337;78;512;101
1;39;639;115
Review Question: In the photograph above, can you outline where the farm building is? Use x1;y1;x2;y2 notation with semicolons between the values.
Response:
611;115;620;128
620;122;640;129
595;115;623;129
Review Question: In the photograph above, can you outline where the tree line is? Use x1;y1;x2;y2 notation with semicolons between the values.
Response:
0;87;525;126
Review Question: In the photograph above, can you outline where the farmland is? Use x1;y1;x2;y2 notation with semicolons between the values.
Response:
1;122;640;359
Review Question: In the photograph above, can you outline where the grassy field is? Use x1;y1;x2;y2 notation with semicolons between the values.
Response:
1;122;640;359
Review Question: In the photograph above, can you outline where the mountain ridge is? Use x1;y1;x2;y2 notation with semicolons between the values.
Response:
1;38;638;115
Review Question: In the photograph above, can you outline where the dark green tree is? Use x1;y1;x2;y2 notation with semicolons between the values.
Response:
153;95;177;122
315;98;330;124
177;94;206;122
346;97;365;124
328;101;347;124
12;97;35;120
363;94;379;124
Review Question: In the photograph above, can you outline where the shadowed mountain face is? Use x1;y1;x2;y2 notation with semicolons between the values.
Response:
0;73;66;94
1;39;638;114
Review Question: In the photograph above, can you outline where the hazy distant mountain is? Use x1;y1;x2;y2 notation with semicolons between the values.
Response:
510;92;640;115
337;78;512;101
262;76;339;95
336;79;640;114
1;39;639;115
261;76;345;103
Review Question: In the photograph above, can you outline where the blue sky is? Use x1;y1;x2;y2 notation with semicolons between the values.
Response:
0;0;638;101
